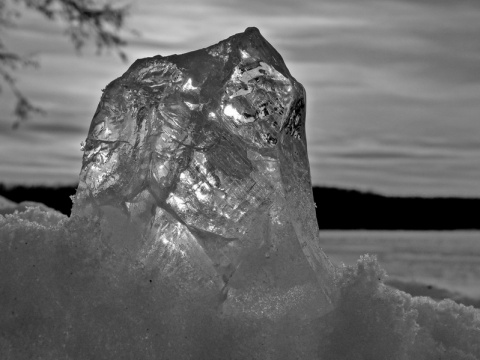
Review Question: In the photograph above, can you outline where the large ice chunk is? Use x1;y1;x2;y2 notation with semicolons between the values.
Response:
72;27;334;356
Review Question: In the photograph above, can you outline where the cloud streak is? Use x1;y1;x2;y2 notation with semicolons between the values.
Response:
0;0;479;196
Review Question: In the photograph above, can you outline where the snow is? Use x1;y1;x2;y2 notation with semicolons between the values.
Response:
1;206;479;359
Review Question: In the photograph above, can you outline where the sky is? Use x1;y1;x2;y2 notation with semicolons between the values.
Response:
0;0;479;197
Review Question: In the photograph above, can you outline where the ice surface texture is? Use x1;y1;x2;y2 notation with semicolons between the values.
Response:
72;27;336;357
75;27;334;317
1;28;479;360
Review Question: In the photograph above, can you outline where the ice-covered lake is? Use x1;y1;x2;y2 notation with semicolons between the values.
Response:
320;230;480;301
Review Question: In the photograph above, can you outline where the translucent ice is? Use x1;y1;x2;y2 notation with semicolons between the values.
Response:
70;26;336;357
75;26;333;313
1;28;479;360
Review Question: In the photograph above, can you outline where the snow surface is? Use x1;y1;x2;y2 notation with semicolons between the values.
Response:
321;230;480;300
1;205;479;359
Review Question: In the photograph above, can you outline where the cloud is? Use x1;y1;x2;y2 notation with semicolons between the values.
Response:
1;0;480;196
26;122;86;135
393;0;480;9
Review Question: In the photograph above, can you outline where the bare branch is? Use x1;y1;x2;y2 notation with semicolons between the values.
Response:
0;0;132;126
19;0;130;59
0;64;45;127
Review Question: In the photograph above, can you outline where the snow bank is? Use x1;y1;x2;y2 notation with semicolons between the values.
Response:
1;206;478;359
321;255;480;359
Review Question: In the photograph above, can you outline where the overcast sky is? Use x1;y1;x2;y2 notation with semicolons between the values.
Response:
0;0;479;197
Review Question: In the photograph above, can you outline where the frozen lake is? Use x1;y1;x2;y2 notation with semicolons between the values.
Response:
320;230;480;300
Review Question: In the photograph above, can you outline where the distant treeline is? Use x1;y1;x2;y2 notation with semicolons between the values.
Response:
0;184;77;217
0;184;479;229
313;186;479;230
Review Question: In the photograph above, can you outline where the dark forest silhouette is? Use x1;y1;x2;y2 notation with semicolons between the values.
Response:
1;184;478;229
313;187;479;230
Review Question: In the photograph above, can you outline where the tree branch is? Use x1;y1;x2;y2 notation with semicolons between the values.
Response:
0;0;131;126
